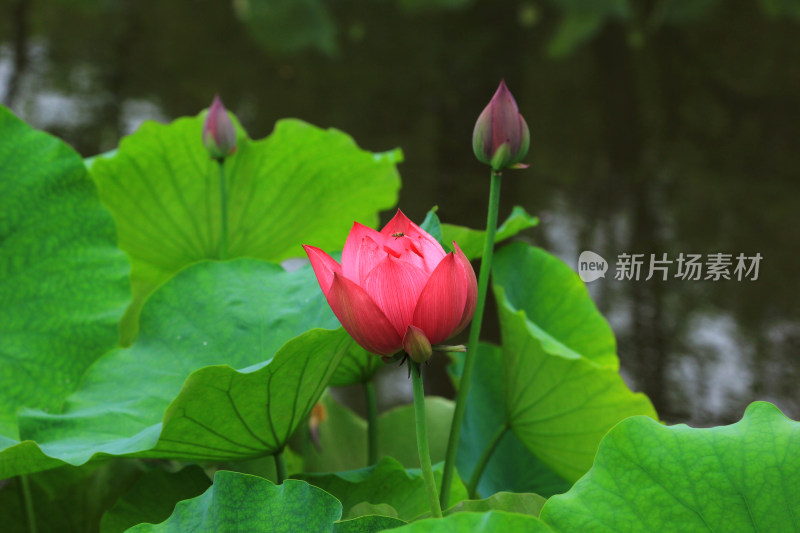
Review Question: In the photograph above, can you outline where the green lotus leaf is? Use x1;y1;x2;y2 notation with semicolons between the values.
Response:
0;105;130;439
540;401;800;532
148;327;348;462
125;472;338;532
124;471;404;532
0;259;346;478
493;242;618;368
420;206;537;258
419;206;445;245
89;114;401;342
329;344;383;387
295;456;467;521
492;243;657;482
440;206;538;259
449;345;571;499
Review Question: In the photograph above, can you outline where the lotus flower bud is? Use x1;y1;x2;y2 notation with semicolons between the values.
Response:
472;80;529;171
202;94;237;161
403;325;433;364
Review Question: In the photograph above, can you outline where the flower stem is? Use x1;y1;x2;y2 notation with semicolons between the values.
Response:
19;475;37;533
440;169;502;507
466;423;508;498
365;380;379;465
218;160;228;260
411;362;443;518
274;450;288;484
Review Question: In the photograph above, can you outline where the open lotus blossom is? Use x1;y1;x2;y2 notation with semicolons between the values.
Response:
303;210;478;358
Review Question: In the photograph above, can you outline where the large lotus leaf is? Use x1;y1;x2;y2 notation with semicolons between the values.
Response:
295;456;468;521
126;471;405;532
17;326;348;470
540;402;800;532
101;465;211;533
147;328;349;462
0;259;346;478
0;105;130;438
449;345;571;498
391;511;553;532
302;393;456;473
89;114;401;342
421;206;538;259
493;242;618;368
493;243;657;482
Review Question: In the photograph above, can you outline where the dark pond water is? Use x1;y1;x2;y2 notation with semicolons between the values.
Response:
2;0;798;425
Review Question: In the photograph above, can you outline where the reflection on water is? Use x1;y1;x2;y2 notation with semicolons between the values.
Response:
2;0;798;425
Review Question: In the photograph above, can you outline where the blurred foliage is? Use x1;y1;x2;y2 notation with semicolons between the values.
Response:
233;0;338;56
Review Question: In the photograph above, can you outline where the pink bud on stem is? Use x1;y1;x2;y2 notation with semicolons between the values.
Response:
472;80;530;171
202;94;237;161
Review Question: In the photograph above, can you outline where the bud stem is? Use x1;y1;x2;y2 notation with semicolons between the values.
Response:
274;449;288;484
364;380;379;465
440;170;502;507
218;160;228;260
411;362;443;518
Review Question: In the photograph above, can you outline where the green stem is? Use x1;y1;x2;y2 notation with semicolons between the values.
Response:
411;362;443;518
274;450;288;484
365;380;379;465
440;170;502;507
466;423;508;498
218;160;228;260
19;475;37;533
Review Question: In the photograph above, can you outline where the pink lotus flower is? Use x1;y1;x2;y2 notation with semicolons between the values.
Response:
202;94;237;160
303;210;478;357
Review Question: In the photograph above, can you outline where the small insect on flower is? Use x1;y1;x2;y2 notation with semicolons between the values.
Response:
391;232;405;239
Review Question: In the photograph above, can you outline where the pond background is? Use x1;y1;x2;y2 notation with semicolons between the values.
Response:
2;0;798;426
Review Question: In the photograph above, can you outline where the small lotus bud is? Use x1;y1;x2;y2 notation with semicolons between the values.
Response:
403;325;433;364
472;80;530;171
202;94;237;161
